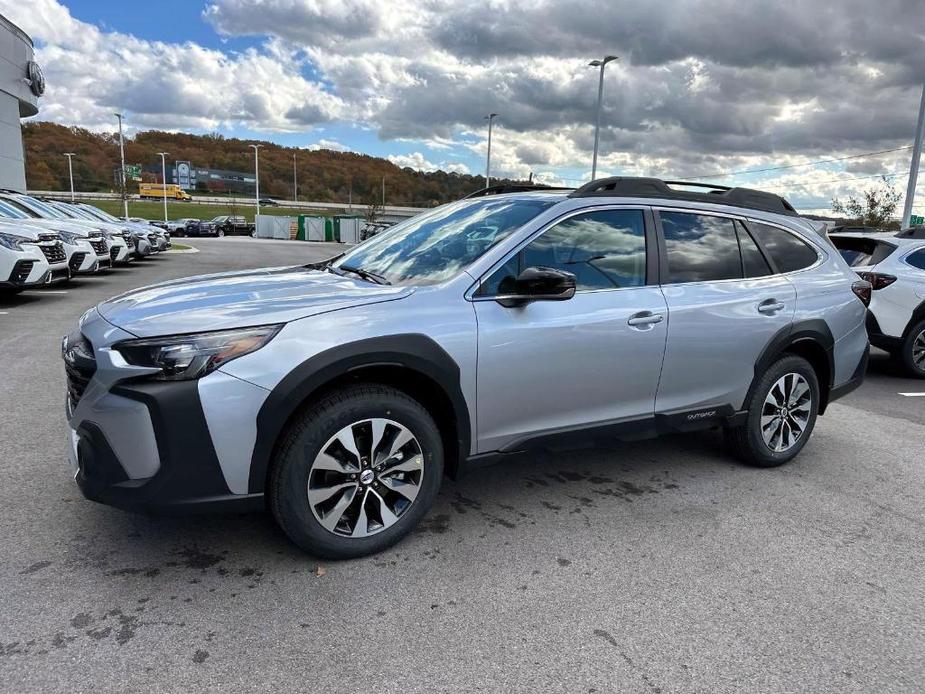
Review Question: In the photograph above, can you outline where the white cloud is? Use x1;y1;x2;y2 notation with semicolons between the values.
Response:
306;139;352;152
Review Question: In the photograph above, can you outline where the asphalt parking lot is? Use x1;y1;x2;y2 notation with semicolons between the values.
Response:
1;237;923;693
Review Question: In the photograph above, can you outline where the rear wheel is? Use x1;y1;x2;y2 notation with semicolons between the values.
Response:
726;355;819;467
900;320;925;378
270;384;443;558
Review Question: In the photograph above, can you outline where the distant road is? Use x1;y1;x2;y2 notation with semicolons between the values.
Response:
27;189;427;221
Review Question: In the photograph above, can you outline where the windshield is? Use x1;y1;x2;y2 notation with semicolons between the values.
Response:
80;205;120;223
333;197;557;285
0;199;30;220
15;196;68;219
51;203;89;220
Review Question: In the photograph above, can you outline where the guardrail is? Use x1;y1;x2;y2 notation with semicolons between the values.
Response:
27;190;427;220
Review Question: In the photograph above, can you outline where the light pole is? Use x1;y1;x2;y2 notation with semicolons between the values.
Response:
249;144;263;216
484;113;498;188
588;55;618;181
63;153;76;202
901;82;925;229
157;152;169;224
114;112;129;218
293;151;297;202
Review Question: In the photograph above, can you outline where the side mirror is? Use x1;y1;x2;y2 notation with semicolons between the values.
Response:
496;266;577;307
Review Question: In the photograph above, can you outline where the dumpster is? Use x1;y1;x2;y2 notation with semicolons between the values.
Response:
297;215;327;241
333;215;363;244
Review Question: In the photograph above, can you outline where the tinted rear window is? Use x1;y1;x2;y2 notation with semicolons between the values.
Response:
830;236;897;267
750;223;820;273
661;211;742;283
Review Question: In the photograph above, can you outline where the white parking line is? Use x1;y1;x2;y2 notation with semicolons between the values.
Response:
42;290;69;294
898;392;925;397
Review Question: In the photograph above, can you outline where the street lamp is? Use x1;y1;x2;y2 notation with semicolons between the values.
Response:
484;113;498;188
157;152;169;225
249;144;263;216
588;55;618;181
293;151;298;202
114;112;128;218
63;153;76;202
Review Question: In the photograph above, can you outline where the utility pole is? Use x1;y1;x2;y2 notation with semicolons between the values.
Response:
484;113;498;187
63;153;76;201
114;112;128;218
158;152;169;224
249;144;263;217
382;176;386;206
588;55;618;181
901;82;925;229
293;151;298;202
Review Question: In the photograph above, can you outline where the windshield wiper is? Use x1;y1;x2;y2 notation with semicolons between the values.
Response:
338;264;391;285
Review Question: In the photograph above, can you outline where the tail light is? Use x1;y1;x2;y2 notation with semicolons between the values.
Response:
856;271;897;290
851;280;872;306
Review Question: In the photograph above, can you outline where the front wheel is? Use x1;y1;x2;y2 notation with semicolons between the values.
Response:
900;320;925;378
269;384;443;558
726;355;820;467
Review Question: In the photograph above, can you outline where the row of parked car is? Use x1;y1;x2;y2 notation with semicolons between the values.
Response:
164;215;255;237
0;192;171;294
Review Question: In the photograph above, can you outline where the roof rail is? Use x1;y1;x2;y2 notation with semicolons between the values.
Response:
896;226;925;239
463;184;574;199
568;176;798;216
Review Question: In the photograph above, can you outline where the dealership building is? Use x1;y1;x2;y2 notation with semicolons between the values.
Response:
0;14;41;192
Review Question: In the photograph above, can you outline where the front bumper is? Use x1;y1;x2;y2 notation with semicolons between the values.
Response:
65;313;268;514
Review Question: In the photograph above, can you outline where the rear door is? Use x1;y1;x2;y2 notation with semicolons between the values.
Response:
654;210;797;415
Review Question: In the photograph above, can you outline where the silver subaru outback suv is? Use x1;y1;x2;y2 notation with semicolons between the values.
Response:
63;177;871;558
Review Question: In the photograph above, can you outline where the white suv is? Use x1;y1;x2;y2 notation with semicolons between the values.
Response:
0;199;99;275
0;225;51;292
830;227;925;377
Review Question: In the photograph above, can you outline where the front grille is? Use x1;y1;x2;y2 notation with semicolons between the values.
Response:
10;260;34;283
63;331;96;407
148;233;157;243
68;252;86;271
40;242;66;263
89;239;107;255
125;236;135;249
109;246;119;261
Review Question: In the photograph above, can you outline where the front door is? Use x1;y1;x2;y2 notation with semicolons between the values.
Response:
472;207;668;452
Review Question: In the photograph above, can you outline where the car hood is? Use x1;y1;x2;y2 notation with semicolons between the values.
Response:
96;266;414;337
2;218;104;237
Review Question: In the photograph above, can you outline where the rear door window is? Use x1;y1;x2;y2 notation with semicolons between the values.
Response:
660;211;742;283
749;222;820;273
735;221;773;278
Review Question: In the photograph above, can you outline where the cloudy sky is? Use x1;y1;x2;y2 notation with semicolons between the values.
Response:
5;0;925;213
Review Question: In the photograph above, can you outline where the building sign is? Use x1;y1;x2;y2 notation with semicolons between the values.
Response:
175;161;193;190
25;61;45;97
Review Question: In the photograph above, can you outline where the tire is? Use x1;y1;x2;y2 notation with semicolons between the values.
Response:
269;384;444;559
725;355;820;467
899;319;925;378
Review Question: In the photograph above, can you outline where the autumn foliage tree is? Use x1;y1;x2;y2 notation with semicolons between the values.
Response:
831;176;903;229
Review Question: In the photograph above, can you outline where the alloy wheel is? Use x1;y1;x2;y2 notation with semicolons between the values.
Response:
307;418;424;537
913;329;925;372
760;372;812;453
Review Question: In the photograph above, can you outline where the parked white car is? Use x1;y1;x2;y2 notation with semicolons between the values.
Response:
41;200;134;264
0;225;51;292
0;199;99;275
0;219;69;284
830;227;925;377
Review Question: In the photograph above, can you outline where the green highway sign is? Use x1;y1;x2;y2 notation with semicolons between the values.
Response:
125;164;142;181
911;215;924;226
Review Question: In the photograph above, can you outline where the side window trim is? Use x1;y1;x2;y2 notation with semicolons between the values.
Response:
652;207;748;286
467;205;657;300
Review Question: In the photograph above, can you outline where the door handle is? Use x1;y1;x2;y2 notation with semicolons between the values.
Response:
627;311;664;327
757;299;785;314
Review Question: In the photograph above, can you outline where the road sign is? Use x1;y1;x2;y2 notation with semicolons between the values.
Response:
911;215;924;226
124;164;142;181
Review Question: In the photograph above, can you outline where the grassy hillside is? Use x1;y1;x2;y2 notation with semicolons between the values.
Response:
23;122;526;206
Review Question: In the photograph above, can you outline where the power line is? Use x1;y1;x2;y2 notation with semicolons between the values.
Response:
681;145;915;180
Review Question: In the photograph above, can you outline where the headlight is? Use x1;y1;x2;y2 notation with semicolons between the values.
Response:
57;230;81;244
0;232;27;250
115;325;282;381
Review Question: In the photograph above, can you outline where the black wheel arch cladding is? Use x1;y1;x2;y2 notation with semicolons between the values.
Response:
248;334;471;494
